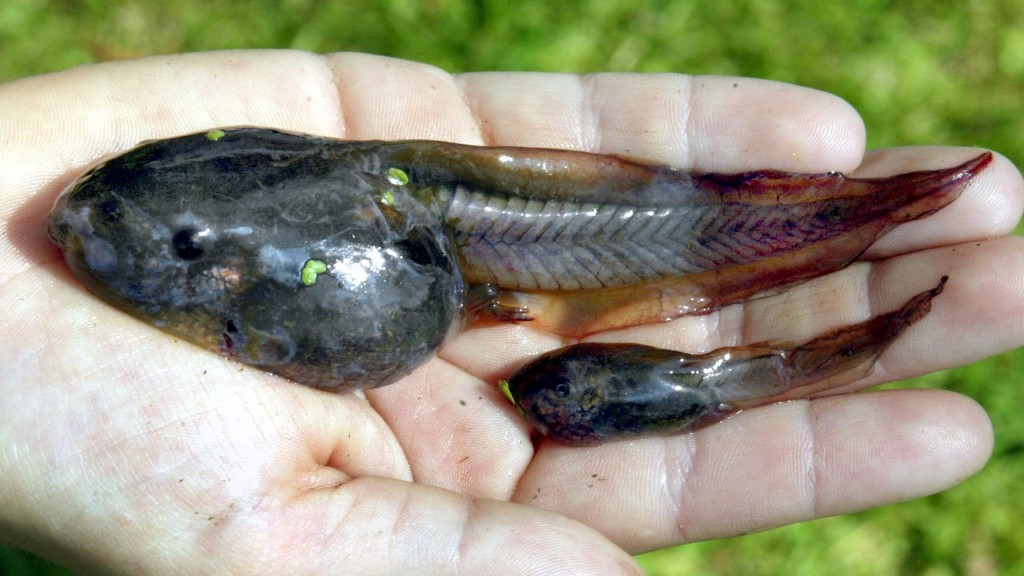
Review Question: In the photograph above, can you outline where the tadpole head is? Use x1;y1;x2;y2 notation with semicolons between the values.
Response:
48;128;463;391
504;346;611;445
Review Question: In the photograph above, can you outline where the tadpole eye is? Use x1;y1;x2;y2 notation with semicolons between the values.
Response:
553;378;572;398
172;229;205;261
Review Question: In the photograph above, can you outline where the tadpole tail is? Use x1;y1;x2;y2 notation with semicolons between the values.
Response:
494;153;989;337
730;276;947;408
694;152;991;209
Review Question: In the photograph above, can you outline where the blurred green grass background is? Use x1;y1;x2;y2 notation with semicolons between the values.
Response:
2;1;1022;574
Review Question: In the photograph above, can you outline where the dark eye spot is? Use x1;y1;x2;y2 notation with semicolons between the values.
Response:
172;229;205;261
553;378;571;398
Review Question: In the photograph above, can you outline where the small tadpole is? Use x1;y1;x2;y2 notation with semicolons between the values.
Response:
205;129;227;142
300;259;328;286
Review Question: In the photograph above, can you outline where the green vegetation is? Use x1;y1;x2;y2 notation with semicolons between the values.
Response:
2;1;1022;574
300;258;328;286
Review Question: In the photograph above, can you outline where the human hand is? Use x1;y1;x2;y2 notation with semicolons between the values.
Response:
2;51;1020;575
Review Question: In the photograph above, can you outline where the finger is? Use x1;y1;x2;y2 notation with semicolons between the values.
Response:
514;388;992;553
867;235;1024;380
442;324;567;387
326;52;483;142
219;477;642;576
326;54;868;171
455;72;867;171
365;358;535;500
854;147;1024;257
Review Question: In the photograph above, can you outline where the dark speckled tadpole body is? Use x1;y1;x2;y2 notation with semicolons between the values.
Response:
49;129;464;389
50;128;990;402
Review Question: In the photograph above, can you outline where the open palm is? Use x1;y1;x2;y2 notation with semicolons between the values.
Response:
2;51;1021;575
